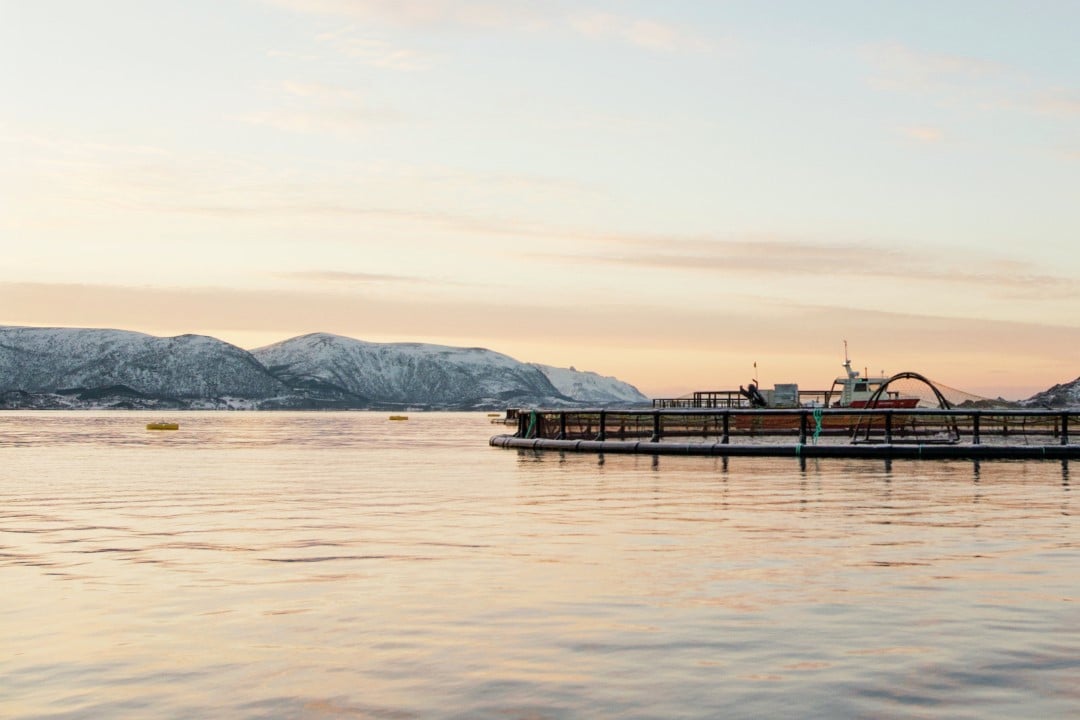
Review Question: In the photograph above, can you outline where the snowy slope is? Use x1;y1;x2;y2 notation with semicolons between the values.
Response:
0;326;650;410
1021;377;1080;408
252;333;572;408
530;363;649;405
0;326;289;401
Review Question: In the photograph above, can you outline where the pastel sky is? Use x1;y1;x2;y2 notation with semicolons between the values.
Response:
3;1;1079;399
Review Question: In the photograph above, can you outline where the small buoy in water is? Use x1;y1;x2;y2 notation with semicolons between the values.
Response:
146;422;179;431
487;413;500;417
388;415;408;421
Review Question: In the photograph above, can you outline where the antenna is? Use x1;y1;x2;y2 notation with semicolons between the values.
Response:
842;340;856;379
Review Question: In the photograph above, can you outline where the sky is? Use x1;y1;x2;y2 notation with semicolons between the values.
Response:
2;1;1079;400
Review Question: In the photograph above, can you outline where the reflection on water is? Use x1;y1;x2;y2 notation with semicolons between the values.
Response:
1;412;1077;719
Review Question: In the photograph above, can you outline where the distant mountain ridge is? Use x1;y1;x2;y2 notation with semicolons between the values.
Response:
0;326;649;410
0;327;288;409
251;333;576;409
529;363;648;405
1020;377;1080;409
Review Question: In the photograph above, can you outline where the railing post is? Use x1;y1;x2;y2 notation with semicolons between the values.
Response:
799;411;807;445
972;413;980;445
885;411;893;444
722;412;730;444
559;412;567;440
651;411;661;442
1062;413;1069;446
597;410;606;441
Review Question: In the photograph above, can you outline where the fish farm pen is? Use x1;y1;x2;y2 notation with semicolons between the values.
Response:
489;408;1080;460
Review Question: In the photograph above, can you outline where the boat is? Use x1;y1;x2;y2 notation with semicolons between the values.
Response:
827;346;920;409
738;344;921;409
653;344;924;410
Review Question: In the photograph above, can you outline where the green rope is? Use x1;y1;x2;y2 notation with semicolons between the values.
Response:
525;410;537;439
812;408;824;445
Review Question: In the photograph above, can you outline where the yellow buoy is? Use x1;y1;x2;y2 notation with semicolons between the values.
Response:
388;415;408;421
146;422;179;431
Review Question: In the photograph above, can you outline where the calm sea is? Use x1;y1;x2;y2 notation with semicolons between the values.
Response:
1;411;1077;719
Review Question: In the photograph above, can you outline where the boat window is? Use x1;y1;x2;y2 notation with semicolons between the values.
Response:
854;382;868;392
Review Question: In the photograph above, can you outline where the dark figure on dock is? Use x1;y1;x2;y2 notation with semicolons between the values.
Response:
740;383;767;408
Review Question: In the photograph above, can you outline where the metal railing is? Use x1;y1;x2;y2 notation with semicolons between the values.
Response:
514;408;1078;446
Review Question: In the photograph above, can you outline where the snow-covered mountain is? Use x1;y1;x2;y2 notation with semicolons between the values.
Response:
252;333;573;409
530;363;649;405
0;326;649;410
0;326;289;408
1021;377;1080;408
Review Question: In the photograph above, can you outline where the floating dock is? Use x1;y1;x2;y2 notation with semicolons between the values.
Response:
490;408;1080;460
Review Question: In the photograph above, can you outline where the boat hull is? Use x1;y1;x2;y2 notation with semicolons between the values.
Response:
846;398;920;409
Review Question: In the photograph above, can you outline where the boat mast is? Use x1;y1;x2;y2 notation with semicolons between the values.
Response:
840;340;859;407
843;340;858;380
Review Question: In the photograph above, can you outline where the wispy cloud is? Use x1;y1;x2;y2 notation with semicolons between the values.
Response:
568;12;707;52
0;279;1056;341
264;0;545;29
7;130;1069;309
316;27;432;71
899;125;945;143
2;131;586;233
239;80;401;136
277;270;463;286
865;42;1080;119
263;0;709;53
279;80;362;103
158;202;552;241
537;235;1080;300
1031;87;1080;117
865;42;1005;96
0;130;221;210
0;131;171;160
4;281;1080;387
266;49;321;62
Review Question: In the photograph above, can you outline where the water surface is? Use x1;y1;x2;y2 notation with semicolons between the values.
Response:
1;412;1077;718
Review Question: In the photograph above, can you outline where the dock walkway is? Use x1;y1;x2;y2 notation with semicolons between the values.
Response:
490;408;1080;460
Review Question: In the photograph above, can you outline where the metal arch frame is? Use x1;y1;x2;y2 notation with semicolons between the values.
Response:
824;379;841;409
866;371;953;410
853;371;960;444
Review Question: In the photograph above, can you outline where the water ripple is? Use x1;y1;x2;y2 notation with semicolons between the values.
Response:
1;411;1077;719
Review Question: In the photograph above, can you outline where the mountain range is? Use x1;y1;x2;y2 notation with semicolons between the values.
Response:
3;325;1078;410
0;326;649;410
